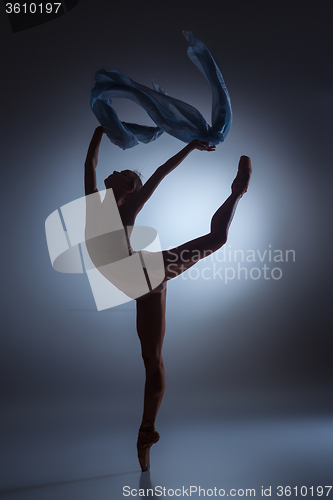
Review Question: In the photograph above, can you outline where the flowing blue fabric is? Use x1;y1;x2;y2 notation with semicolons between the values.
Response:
91;31;232;149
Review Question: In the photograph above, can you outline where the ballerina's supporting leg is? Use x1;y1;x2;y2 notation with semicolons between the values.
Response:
134;156;251;471
163;155;252;279
135;288;167;471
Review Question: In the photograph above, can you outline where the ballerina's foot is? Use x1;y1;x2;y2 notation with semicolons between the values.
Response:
231;155;252;196
137;430;160;472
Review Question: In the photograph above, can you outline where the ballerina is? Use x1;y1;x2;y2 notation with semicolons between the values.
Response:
84;125;252;471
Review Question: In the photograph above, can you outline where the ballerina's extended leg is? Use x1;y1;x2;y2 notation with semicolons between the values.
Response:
163;156;252;279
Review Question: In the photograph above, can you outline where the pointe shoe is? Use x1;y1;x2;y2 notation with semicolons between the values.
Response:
231;155;252;196
137;429;160;471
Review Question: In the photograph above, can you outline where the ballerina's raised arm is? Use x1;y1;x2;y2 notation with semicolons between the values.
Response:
125;140;216;216
84;126;216;226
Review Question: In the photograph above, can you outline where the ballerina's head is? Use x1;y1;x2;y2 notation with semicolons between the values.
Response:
104;170;143;206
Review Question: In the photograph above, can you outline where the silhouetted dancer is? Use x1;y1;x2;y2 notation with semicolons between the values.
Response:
84;126;252;470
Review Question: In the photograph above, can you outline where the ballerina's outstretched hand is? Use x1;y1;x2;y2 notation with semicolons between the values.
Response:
191;139;216;152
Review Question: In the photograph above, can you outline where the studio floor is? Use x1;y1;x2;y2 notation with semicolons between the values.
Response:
1;397;333;500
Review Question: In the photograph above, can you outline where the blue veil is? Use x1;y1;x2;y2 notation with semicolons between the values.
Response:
90;31;232;149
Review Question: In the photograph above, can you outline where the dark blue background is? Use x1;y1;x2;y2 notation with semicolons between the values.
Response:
1;1;332;497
